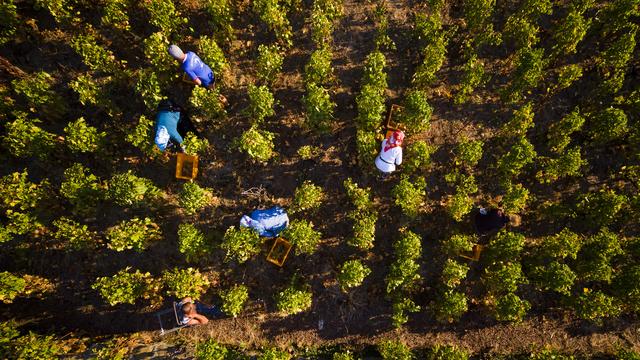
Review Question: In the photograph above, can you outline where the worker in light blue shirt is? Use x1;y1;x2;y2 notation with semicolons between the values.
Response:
168;44;215;88
154;100;199;152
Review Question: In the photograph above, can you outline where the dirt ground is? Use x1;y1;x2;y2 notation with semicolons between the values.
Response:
0;0;639;357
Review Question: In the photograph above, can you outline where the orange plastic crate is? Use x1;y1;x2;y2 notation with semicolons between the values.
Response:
459;244;483;261
266;238;292;267
384;104;405;139
175;153;199;180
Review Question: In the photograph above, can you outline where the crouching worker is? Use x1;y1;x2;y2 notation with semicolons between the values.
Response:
375;130;404;178
177;297;223;326
239;206;289;237
154;99;199;152
474;207;521;235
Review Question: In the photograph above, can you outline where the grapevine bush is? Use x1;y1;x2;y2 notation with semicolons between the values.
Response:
92;267;159;306
220;284;249;317
236;126;275;162
64;118;105;153
178;223;211;263
107;171;161;207
162;267;210;299
60;163;103;215
275;284;312;315
391;177;426;218
337;259;371;291
282;219;321;255
106;217;162;252
292;181;325;213
256;44;283;85
179;182;213;216
221;226;261;263
52;217;98;250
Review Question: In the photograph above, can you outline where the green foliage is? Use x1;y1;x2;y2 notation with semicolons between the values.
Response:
386;230;422;294
135;68;164;110
34;0;72;23
189;86;226;120
589;107;628;144
161;267;210;299
552;64;583;93
107;171;161;207
247;84;276;123
412;35;447;89
252;0;292;46
434;288;468;323
178;223;211;263
198;35;228;76
551;7;591;56
355;129;378;166
5;210;40;236
539;228;582;260
494;292;530;322
444;171;478;222
221;226;261;263
362;51;387;90
282;219;321;255
356;84;386;131
12;71;66;118
256;44;283;85
455;55;486;104
576;189;628;228
573;289;622;324
236;126;276;162
304;82;335;133
144;32;173;73
597;0;639;36
576;228;623;282
596;25;637;94
292;181;325;213
502;103;534;138
52;217;97;250
305;47;333;86
13;331;63;360
343;178;373;211
347;211;377;250
182;132;210;156
60;163;102;215
179;182;213;216
220;284;249;317
548;107;585;153
497;136;537;181
260;348;292;360
69;74;116;113
502;183;530;214
484;262;527;294
442;234;475;257
0;1;18;45
195;339;228;360
145;0;186;34
504;15;540;49
92;267;158;305
64;117;105;153
404;141;437;174
102;0;130;30
297;145;321;160
505;47;546;103
537;146;585;183
3;115;56;159
0;321;19;358
333;351;355;360
106;217;162;252
531;261;576;295
203;0;234;42
426;344;470;360
487;230;526;262
70;31;123;74
378;340;413;360
401;90;432;133
391;177;426;218
275;284;312;315
613;265;640;312
0;272;26;304
0;170;48;212
337;259;371;291
391;297;420;328
441;259;470;288
126;115;158;157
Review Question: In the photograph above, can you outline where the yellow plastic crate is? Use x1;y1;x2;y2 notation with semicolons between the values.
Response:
266;237;292;267
175;153;199;180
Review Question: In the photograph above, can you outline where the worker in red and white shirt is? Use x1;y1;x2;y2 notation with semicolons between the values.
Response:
375;130;404;177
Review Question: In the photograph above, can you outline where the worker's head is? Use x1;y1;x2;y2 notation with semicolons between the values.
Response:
390;130;405;146
155;126;170;151
182;302;195;315
168;45;185;61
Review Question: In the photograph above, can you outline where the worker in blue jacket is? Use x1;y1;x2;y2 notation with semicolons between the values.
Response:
168;44;216;88
154;100;198;152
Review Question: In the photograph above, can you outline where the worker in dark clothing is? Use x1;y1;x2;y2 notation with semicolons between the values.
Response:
474;207;520;234
154;100;198;152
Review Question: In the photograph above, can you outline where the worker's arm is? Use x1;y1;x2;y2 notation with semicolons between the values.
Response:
193;77;202;86
395;149;403;166
181;297;193;304
187;314;209;325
